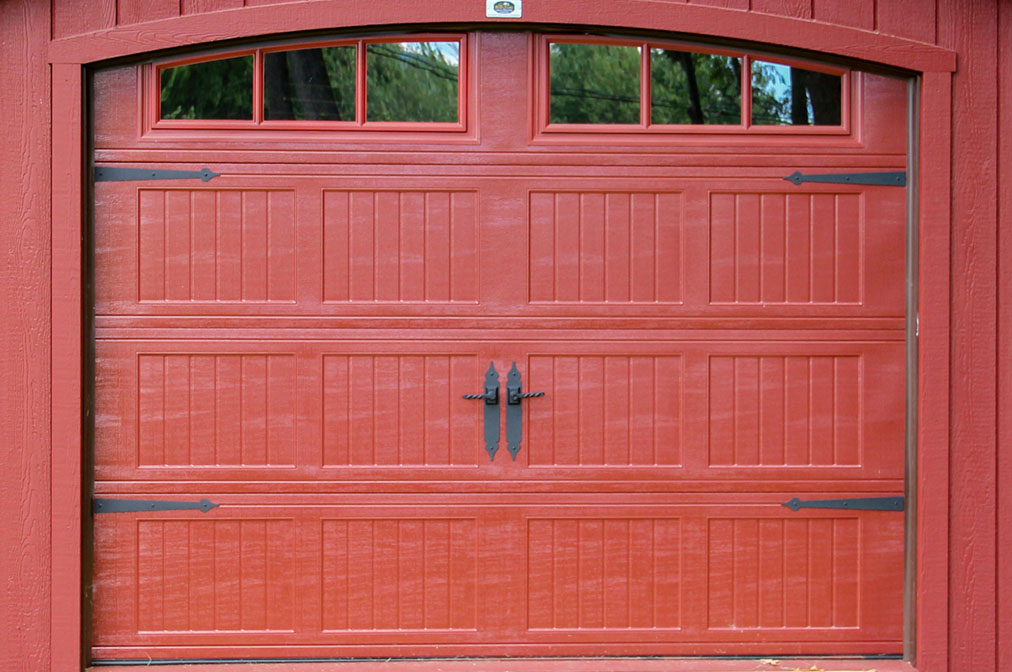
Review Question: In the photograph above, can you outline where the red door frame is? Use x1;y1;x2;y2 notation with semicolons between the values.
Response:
47;2;956;670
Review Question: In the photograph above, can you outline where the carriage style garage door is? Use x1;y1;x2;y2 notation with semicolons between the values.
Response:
90;30;908;662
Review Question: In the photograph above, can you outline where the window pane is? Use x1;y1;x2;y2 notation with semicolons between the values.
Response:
160;55;253;120
650;49;741;125
751;60;842;126
366;41;459;122
264;46;356;121
549;42;641;124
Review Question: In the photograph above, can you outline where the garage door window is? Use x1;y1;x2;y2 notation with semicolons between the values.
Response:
160;53;254;120
151;35;466;130
540;35;847;134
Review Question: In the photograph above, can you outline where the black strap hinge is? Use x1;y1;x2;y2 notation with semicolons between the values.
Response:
94;166;220;182
93;497;219;514
784;170;906;186
782;496;904;512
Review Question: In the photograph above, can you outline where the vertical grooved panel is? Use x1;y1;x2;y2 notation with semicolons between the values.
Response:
527;355;681;466
711;193;862;304
528;518;680;630
323;190;477;303
707;517;859;629
136;520;294;632
709;355;861;466
323;355;478;466
137;354;295;466
530;192;682;303
137;189;295;303
322;518;477;631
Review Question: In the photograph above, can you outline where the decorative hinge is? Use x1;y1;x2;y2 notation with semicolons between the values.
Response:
782;496;904;512
784;170;906;186
93;497;219;514
94;166;220;182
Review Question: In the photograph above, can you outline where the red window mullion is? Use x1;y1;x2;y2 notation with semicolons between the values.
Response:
640;42;650;128
252;49;264;124
742;54;753;129
356;40;367;125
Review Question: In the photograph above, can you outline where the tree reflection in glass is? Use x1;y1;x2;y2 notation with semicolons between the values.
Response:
264;46;356;121
366;42;460;122
650;49;741;125
549;42;641;124
161;55;254;120
751;60;842;125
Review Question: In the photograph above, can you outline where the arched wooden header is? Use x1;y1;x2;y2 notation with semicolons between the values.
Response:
48;0;954;72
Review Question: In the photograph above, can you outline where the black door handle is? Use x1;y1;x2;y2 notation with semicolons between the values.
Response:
463;362;501;460
505;362;544;460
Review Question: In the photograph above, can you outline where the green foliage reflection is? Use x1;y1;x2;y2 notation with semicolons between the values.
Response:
160;56;254;120
366;42;459;122
549;43;641;124
264;46;356;121
650;49;741;124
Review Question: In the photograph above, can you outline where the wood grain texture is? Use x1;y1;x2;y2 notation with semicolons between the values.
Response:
915;69;952;672
1;0;1006;669
938;1;999;671
812;0;873;30
998;2;1012;670
52;0;115;39
876;0;937;44
0;1;52;671
751;0;812;20
51;62;84;672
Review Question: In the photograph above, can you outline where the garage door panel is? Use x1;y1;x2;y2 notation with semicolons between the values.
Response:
96;341;488;479
521;181;903;317
517;341;902;480
93;499;901;652
95;180;485;315
322;189;478;304
529;191;683;304
526;354;683;467
527;516;683;630
516;502;901;647
92;506;488;645
702;512;904;643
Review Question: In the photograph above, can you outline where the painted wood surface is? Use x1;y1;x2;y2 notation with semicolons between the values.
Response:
0;3;52;672
938;2;999;671
87;34;907;659
999;5;1012;672
0;0;1006;670
45;0;955;71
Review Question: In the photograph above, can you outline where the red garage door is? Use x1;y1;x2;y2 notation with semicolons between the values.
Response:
90;31;907;661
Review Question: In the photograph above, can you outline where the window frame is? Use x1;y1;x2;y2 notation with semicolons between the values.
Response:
144;33;470;134
534;33;852;137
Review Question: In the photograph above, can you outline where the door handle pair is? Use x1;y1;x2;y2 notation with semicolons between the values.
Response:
463;362;543;461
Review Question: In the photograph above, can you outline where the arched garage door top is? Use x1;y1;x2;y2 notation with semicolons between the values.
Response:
48;0;955;73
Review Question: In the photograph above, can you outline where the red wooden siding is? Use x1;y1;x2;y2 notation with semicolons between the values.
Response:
0;1;53;670
53;0;939;43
